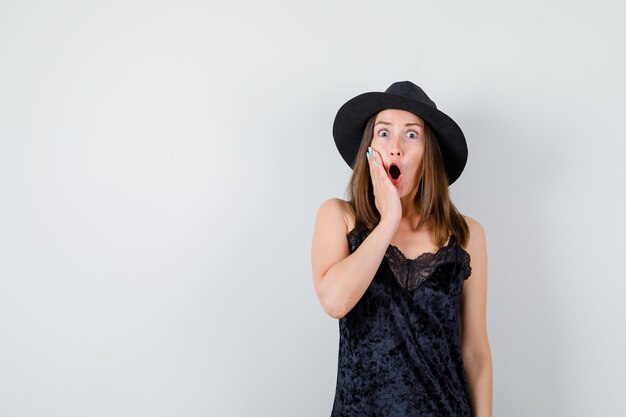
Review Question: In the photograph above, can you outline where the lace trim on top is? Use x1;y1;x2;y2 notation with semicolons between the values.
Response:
347;228;472;291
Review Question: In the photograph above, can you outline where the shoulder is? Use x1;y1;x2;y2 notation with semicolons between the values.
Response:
315;198;352;235
461;214;487;260
462;214;485;239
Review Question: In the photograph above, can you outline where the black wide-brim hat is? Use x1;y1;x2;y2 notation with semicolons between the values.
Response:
332;81;468;185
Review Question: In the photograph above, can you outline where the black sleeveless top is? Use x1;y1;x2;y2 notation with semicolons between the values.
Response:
330;227;473;417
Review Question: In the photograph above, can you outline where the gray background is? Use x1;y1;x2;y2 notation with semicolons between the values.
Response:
1;0;624;416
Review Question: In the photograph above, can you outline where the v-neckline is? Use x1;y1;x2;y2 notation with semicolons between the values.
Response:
347;228;455;262
388;235;455;263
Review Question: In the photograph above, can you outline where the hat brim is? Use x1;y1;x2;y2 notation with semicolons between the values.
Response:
332;91;467;185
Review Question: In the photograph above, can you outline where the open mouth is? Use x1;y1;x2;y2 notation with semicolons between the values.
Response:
388;163;402;184
389;164;401;179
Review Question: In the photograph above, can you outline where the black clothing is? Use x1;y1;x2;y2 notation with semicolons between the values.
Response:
331;227;473;417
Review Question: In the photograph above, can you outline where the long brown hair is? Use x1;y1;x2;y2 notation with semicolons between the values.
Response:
345;111;470;248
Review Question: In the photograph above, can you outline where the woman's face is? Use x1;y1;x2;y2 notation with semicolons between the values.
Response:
370;108;425;197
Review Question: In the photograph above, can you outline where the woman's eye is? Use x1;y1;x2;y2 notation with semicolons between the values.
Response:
407;131;418;138
378;130;389;137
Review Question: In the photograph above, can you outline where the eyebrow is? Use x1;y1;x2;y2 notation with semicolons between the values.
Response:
374;121;423;127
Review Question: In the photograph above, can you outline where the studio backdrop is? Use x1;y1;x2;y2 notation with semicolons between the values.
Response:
0;0;624;416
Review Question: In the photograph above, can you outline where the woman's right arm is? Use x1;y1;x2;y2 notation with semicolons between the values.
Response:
310;198;399;319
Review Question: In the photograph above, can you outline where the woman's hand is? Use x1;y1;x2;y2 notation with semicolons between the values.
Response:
366;146;402;227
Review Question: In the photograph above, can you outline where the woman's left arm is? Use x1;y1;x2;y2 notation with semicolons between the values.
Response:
460;215;493;417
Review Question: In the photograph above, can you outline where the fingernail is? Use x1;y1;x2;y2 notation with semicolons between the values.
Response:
374;161;379;168
366;151;370;160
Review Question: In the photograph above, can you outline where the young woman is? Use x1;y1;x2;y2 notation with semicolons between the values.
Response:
311;81;492;416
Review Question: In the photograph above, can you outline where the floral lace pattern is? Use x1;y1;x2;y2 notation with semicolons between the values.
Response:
348;227;472;291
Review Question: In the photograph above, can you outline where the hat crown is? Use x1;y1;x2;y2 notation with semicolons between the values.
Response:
385;81;437;109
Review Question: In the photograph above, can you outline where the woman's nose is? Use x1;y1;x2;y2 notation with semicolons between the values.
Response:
388;138;401;156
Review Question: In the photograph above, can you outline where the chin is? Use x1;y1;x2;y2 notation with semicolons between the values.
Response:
398;184;416;199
